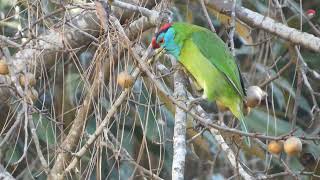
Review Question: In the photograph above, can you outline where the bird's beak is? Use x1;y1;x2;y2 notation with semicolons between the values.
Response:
153;47;166;60
150;37;165;58
146;47;165;60
154;47;165;55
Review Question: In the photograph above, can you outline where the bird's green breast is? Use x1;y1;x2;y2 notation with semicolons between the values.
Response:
178;38;241;108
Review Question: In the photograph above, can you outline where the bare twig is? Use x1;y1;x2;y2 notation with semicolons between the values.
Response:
291;59;302;129
0;35;22;49
229;0;237;57
210;128;254;180
102;129;163;180
199;0;216;33
19;7;66;33
259;59;294;88
11;109;28;166
294;46;319;110
49;44;103;179
0;110;23;147
50;5;162;177
63;47;153;174
29;116;49;173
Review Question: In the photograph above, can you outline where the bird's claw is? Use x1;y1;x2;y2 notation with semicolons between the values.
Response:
186;97;204;111
194;121;206;131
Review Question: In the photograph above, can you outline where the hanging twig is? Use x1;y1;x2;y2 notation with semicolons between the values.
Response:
199;0;216;33
29;116;49;173
229;0;237;57
102;129;164;180
63;44;154;174
259;59;294;88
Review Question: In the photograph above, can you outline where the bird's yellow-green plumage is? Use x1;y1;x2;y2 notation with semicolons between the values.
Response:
153;22;249;145
179;38;243;115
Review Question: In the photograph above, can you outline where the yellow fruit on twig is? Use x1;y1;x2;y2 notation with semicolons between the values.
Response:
0;60;9;75
117;71;134;88
284;137;302;156
268;140;283;155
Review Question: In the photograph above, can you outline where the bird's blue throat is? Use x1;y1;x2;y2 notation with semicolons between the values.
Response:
159;28;181;60
164;42;180;59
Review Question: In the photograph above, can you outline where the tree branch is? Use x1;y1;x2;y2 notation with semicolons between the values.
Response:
171;61;188;180
0;164;15;180
206;0;320;52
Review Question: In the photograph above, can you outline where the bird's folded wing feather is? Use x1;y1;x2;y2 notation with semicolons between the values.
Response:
191;30;246;99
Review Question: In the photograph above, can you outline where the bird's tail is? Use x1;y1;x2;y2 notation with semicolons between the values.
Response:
238;111;251;147
230;104;251;147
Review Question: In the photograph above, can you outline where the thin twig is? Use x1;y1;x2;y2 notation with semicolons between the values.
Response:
0;110;23;147
199;0;216;33
102;129;164;180
259;59;294;88
291;58;302;129
63;47;154;174
0;164;15;180
29;115;49;173
212;129;254;180
229;0;237;57
0;35;22;49
49;41;104;180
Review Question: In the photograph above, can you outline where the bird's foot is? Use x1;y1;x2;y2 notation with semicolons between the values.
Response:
186;96;206;111
194;113;216;131
194;121;206;131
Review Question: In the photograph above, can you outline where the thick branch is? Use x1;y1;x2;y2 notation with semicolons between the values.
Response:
206;0;320;52
12;10;100;73
172;62;188;180
210;128;254;180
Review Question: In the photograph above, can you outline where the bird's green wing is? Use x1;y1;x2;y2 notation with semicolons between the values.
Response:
191;30;246;99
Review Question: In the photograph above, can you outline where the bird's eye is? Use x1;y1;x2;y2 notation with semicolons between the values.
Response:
159;38;164;44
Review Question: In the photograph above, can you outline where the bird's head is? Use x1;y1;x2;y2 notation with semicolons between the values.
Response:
151;23;180;58
152;23;173;49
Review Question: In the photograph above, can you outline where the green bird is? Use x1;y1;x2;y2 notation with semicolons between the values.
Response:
152;22;250;145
